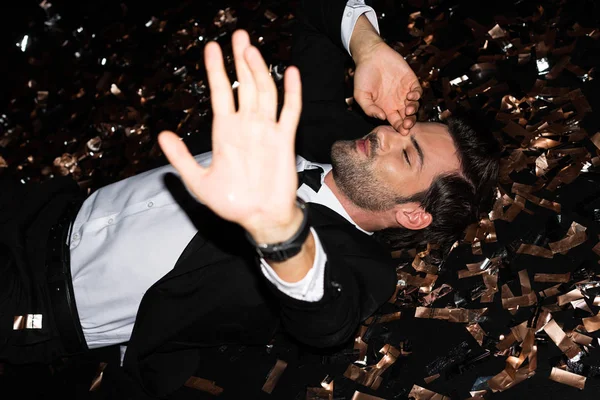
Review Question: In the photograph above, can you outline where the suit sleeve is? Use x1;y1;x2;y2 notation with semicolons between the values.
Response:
266;221;397;348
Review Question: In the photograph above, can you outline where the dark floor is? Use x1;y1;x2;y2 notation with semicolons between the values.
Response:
1;0;600;399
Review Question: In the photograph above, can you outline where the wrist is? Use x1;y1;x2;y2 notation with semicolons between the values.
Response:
246;203;305;245
349;15;385;63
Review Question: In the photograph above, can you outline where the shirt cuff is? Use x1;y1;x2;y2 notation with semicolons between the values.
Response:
341;1;381;56
259;228;325;302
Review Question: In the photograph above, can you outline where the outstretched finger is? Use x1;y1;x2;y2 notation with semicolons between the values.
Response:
278;66;302;139
158;131;209;201
231;30;256;112
245;46;277;120
205;41;235;116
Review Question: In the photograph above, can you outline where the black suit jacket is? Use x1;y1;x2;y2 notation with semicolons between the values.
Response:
123;0;396;397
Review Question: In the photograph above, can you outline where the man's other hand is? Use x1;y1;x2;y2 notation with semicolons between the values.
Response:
350;15;422;135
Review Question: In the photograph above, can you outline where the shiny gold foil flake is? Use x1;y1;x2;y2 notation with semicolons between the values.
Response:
471;240;483;255
413;255;440;274
397;271;438;294
481;271;499;303
548;367;586;390
408;384;449;400
89;362;108;392
469;390;488;399
487;365;535;392
501;285;519;314
421;284;453;306
466;323;486;346
570;298;592;313
502;121;534;145
568;331;594;346
582;314;600;333
343;364;369;386
516;243;554;258
343;344;402;391
511;321;530;342
262;359;287;394
185;376;224;396
590;131;600;150
321;375;334;392
501;271;537;309
306;386;333;400
513;190;562;213
13;314;43;330
519;269;533;294
391;249;404;258
354;325;368;362
458;268;487;279
591;241;600;259
530;137;562;149
543;319;582;359
365;311;403;324
496;331;517;351
414;307;487;323
423;373;440;384
488;24;507;39
533;272;571;283
547;224;587;254
534;308;552;332
351;391;386;400
557;288;583;306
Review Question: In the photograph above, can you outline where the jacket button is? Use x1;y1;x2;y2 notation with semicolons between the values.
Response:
331;281;342;292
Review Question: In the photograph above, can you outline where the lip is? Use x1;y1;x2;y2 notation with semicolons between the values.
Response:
356;138;369;156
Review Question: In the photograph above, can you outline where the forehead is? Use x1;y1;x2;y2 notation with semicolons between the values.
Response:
412;121;452;140
415;122;459;167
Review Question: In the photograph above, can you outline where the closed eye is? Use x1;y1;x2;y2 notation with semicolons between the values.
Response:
403;149;411;166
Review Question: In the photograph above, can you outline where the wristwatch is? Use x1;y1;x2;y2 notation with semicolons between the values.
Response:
245;198;311;262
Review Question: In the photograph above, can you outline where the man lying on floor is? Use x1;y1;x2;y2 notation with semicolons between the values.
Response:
0;0;500;397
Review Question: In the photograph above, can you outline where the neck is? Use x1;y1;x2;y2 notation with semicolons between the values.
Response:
323;171;397;232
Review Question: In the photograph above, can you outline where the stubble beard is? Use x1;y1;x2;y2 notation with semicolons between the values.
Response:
330;137;398;212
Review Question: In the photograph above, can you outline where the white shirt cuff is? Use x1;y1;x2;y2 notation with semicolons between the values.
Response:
341;1;381;56
259;228;326;302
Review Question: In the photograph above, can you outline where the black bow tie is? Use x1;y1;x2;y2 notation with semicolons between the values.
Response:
297;166;324;192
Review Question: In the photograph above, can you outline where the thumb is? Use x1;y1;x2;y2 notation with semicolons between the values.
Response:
158;131;208;199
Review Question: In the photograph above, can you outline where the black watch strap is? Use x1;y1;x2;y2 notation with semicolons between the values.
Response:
245;199;311;262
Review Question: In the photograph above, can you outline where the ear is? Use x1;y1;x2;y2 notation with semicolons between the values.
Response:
394;205;432;230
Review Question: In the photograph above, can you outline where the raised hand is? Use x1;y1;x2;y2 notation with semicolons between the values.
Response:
350;16;422;135
157;30;303;243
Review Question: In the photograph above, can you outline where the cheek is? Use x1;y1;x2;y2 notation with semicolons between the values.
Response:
376;161;408;191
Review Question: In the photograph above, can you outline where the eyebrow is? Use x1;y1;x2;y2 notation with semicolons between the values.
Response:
411;135;424;171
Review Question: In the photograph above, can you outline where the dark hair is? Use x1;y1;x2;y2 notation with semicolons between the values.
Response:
374;113;501;263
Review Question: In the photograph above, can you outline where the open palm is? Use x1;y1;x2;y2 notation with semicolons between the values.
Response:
157;31;302;238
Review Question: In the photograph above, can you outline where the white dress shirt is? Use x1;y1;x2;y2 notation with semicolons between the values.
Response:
340;0;380;55
70;1;379;349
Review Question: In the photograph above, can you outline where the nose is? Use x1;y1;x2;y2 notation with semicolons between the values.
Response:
376;126;410;153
